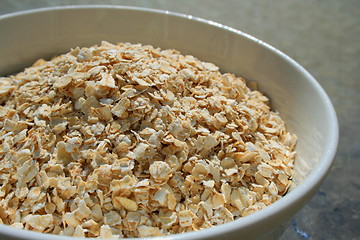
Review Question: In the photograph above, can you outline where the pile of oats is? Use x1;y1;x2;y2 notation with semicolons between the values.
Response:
0;41;297;238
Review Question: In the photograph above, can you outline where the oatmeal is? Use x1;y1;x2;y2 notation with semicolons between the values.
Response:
0;41;296;238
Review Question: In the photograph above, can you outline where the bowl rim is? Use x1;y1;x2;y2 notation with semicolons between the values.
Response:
0;4;339;240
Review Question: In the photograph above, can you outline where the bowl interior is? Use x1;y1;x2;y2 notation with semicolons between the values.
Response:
0;6;338;240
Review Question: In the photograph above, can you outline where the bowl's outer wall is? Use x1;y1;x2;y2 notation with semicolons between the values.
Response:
0;6;338;240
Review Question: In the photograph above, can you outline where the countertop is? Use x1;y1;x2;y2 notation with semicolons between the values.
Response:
1;1;359;239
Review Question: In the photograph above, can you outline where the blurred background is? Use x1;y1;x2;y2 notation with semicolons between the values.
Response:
1;1;359;239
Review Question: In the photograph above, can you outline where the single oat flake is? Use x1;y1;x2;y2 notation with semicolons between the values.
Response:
0;41;297;238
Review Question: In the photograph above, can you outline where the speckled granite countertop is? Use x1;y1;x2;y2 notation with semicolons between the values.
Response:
1;1;359;239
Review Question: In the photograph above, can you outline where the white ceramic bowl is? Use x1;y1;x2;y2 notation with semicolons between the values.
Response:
0;5;338;240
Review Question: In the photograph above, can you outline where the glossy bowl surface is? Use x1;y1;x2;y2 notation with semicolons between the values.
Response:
0;5;338;240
